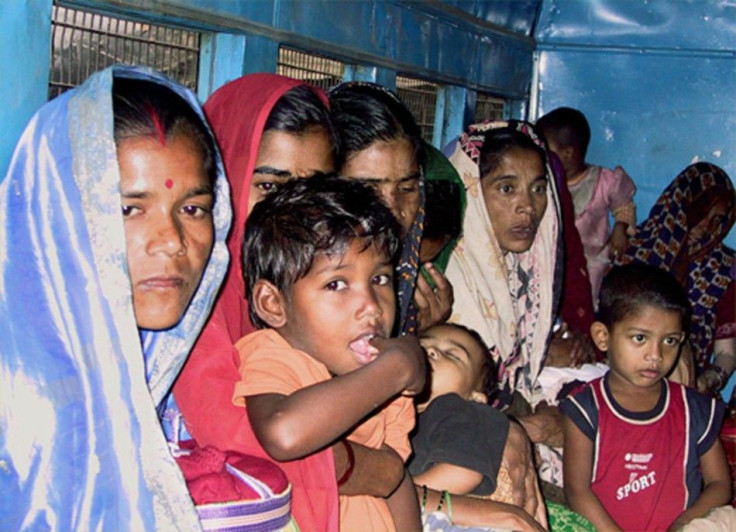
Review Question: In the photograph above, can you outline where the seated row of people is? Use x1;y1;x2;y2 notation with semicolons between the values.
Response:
1;65;733;531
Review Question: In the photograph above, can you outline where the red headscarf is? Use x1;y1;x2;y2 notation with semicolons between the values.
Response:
173;74;338;532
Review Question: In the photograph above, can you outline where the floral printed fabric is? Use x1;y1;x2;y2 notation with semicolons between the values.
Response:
615;162;735;369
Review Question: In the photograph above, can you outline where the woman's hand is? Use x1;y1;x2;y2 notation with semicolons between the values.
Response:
545;324;596;368
697;368;724;396
608;221;629;259
417;485;548;532
519;402;564;448
698;339;736;395
414;263;453;333
502;422;548;528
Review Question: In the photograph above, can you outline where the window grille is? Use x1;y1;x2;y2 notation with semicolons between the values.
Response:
49;4;201;99
277;46;346;91
396;75;438;143
474;92;506;123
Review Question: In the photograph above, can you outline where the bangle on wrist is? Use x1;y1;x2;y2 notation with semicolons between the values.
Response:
437;490;447;513
336;440;355;487
710;365;729;390
435;489;453;520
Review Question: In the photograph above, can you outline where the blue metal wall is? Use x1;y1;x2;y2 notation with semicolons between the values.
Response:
534;0;736;247
0;0;541;174
2;1;734;248
0;0;52;175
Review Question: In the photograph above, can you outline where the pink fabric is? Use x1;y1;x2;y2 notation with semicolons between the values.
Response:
571;165;636;299
173;74;338;532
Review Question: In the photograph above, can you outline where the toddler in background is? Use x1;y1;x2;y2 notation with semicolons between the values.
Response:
537;107;636;301
561;263;732;531
236;176;426;531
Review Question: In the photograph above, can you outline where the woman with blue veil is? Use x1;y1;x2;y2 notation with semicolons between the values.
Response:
0;65;231;530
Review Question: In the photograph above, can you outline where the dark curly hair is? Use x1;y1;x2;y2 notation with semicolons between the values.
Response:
243;175;402;329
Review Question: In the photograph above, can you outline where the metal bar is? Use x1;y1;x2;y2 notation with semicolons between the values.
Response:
48;4;201;98
52;19;199;52
536;42;736;59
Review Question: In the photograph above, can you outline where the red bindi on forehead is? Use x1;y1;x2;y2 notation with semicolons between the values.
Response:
165;179;173;189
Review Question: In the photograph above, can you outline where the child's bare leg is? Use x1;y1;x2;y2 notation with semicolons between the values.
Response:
386;470;422;531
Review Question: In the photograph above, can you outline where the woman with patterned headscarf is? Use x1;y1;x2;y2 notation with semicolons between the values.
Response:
445;120;578;509
444;121;609;513
615;162;735;395
446;120;563;409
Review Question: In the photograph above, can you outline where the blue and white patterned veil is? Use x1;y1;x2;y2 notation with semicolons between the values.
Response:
0;65;231;530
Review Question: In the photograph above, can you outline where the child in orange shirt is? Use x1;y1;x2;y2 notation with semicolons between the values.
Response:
234;175;426;531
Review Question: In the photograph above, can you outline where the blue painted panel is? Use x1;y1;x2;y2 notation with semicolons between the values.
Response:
350;65;397;88
0;0;52;176
0;0;537;174
428;21;488;87
476;35;533;95
188;0;277;26
242;35;280;76
440;85;473;148
443;0;541;35
537;50;736;247
275;1;391;57
536;0;736;51
155;0;534;96
198;33;247;99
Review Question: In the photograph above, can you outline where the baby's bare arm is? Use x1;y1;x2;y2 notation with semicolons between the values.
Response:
416;486;547;531
247;336;425;460
413;462;483;494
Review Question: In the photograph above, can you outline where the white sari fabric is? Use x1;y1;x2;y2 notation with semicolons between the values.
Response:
0;66;231;530
446;121;562;408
